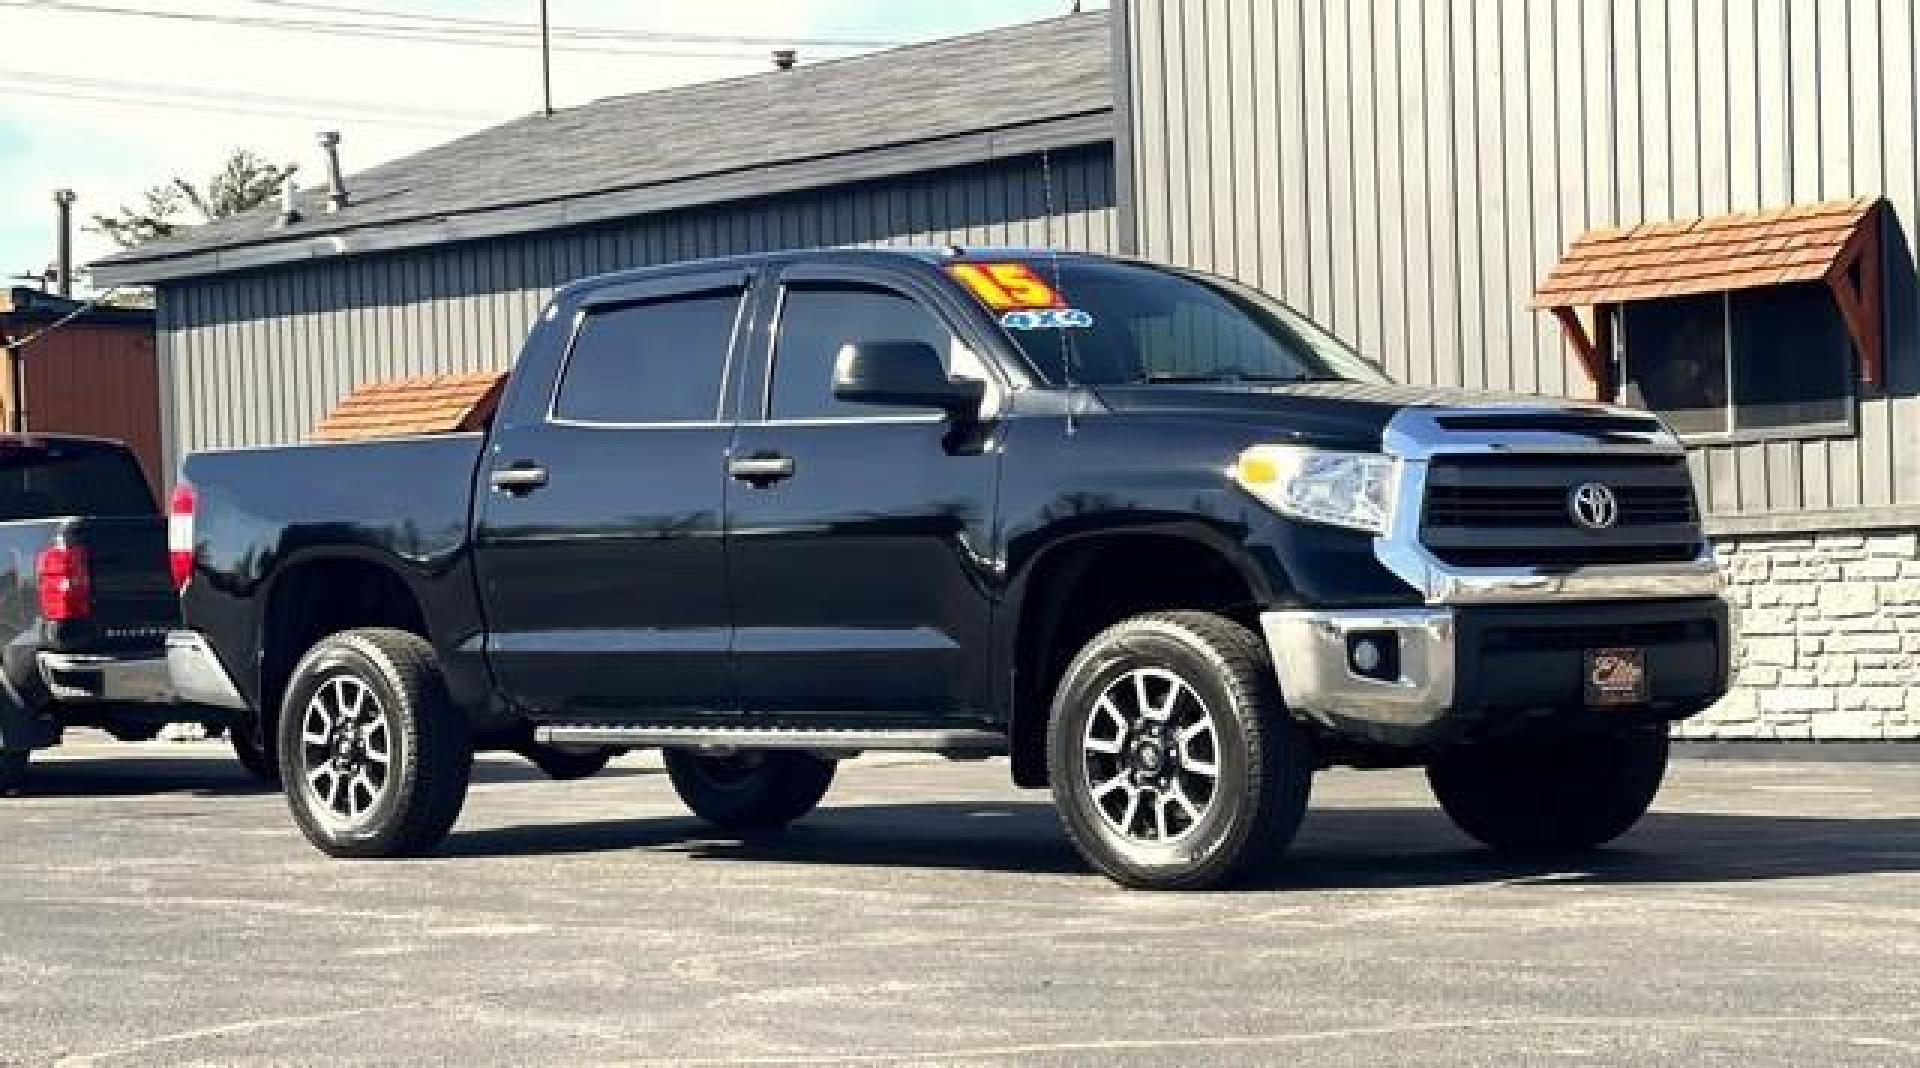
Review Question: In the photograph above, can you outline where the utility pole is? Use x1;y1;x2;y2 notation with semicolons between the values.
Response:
539;0;554;117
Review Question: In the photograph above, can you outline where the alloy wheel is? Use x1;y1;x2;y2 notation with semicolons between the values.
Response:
1080;667;1222;844
298;675;393;826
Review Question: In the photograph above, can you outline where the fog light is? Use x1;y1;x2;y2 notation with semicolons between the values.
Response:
1345;631;1400;681
1350;639;1383;674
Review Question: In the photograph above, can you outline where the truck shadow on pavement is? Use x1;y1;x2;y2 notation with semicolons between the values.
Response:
444;801;1920;889
8;751;655;798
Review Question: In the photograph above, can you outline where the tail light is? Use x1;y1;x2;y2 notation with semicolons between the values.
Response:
37;544;91;621
169;480;197;590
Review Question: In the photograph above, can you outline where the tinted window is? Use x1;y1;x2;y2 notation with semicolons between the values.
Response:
553;292;741;423
1623;293;1730;436
0;442;154;520
1623;282;1853;437
770;285;955;419
1730;282;1851;430
944;257;1387;386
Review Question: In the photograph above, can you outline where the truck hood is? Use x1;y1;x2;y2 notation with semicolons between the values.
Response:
1091;380;1605;449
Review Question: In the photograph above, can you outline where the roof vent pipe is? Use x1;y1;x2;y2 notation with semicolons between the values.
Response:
771;48;796;71
275;172;302;229
318;131;348;211
52;189;75;298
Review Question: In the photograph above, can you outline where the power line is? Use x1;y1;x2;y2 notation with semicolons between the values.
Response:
0;69;503;122
241;0;904;48
1;1;882;57
0;83;489;128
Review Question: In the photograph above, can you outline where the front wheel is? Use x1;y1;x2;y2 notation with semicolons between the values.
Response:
664;750;835;831
1046;611;1314;891
1426;728;1671;851
278;629;472;858
0;749;28;795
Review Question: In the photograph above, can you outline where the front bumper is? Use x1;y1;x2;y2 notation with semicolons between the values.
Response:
36;651;173;704
1263;597;1732;748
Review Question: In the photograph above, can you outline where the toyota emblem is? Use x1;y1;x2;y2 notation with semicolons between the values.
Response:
1568;482;1620;530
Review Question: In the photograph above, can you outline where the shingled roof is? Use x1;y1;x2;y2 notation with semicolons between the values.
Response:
311;371;506;441
93;11;1112;287
1533;196;1881;308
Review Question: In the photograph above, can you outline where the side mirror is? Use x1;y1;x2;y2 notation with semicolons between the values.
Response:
832;341;986;419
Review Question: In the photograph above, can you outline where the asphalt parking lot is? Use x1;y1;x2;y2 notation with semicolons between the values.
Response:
1;740;1916;1066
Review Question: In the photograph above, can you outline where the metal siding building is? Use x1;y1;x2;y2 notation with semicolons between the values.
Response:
94;12;1117;468
1116;0;1920;739
1115;0;1920;533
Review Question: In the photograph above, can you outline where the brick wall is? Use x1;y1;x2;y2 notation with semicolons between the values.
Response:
1685;529;1920;740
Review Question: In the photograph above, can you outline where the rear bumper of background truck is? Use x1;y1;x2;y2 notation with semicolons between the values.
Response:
1263;596;1733;749
35;650;174;704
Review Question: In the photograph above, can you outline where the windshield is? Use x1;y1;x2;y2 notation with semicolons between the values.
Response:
945;257;1389;387
0;441;154;521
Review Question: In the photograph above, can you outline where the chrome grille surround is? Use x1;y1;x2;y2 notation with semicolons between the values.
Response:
1376;404;1723;605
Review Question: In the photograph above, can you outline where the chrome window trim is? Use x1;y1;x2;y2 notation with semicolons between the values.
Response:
1374;404;1723;606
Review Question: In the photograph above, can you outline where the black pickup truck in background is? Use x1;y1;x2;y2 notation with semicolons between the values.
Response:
0;434;255;792
170;248;1731;889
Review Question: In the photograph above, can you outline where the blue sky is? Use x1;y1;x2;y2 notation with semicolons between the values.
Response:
0;0;1102;288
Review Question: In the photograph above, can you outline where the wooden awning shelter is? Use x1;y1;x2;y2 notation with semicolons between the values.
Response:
1534;196;1884;397
312;371;506;441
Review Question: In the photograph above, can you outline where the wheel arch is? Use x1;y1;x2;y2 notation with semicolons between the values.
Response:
1001;519;1283;789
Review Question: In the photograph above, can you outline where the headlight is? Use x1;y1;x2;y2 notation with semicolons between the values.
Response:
1232;445;1399;534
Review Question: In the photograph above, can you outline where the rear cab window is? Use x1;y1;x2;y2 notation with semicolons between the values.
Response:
0;440;154;521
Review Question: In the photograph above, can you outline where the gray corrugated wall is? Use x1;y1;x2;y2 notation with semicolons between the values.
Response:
153;146;1116;470
1122;0;1920;528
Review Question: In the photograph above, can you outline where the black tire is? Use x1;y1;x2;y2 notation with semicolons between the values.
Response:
0;749;28;795
277;628;472;858
664;750;835;831
229;720;280;784
519;744;620;781
1427;728;1671;851
1046;611;1314;891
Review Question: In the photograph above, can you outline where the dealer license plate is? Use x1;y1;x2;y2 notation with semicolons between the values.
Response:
1584;647;1648;707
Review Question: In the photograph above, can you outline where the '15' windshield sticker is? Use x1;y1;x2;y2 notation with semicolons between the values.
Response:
1001;308;1094;331
946;262;1065;310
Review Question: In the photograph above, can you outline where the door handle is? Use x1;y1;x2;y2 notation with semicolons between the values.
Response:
489;464;549;494
728;454;796;486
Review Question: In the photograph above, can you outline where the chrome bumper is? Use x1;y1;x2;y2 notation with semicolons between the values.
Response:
1261;609;1456;738
165;632;249;710
36;651;173;703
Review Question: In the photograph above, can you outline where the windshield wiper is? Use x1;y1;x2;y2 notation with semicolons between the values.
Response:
1129;371;1333;385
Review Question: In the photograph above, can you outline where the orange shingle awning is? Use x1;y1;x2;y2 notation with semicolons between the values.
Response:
1533;196;1884;395
312;371;507;441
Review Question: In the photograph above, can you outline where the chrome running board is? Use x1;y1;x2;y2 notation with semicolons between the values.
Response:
535;723;1008;756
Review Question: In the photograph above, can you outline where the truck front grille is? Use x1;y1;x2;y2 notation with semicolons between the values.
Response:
1419;453;1703;568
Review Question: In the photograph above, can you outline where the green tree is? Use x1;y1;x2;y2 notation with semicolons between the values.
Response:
89;149;296;249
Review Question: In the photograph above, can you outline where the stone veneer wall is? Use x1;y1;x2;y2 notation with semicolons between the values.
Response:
1685;528;1920;740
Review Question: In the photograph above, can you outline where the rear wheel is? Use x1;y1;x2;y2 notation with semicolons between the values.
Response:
519;744;621;781
278;629;472;858
0;749;28;795
664;750;835;831
1047;611;1314;890
1427;728;1670;851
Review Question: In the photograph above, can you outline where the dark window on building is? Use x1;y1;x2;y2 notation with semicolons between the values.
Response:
1622;281;1853;437
770;284;957;420
0;442;154;520
553;292;741;423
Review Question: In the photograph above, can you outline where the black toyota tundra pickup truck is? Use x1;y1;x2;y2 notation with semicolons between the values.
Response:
0;434;250;792
169;249;1730;889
